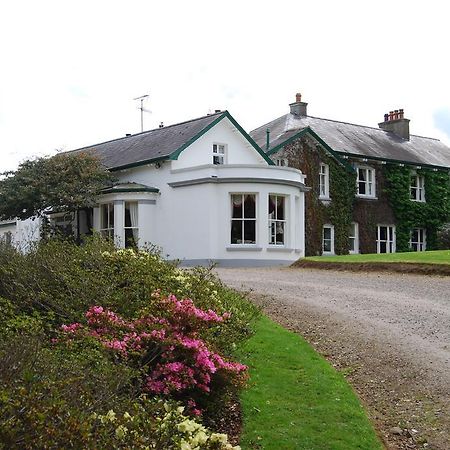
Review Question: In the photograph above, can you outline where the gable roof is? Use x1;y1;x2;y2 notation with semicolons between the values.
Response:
251;113;450;170
68;111;273;171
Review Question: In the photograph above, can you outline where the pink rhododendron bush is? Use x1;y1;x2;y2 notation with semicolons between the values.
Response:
59;294;248;416
0;239;259;448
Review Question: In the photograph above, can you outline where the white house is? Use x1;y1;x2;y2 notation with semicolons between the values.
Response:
2;111;307;266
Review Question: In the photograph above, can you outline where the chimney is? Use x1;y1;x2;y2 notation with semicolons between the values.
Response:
378;108;410;140
289;92;308;116
159;122;164;128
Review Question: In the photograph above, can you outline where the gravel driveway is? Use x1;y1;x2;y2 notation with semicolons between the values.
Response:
215;267;450;450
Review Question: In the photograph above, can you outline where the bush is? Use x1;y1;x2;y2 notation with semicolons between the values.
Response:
0;305;240;449
437;223;450;249
0;237;259;353
0;237;256;447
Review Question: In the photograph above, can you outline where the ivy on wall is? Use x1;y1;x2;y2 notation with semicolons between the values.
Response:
282;137;355;256
383;166;450;251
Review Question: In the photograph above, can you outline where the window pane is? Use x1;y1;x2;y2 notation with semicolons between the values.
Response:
379;227;387;241
379;241;387;253
323;239;331;252
231;195;243;218
268;195;276;215
277;197;285;220
358;181;366;195
243;195;256;218
231;220;242;244
359;169;367;182
323;227;331;240
243;220;256;243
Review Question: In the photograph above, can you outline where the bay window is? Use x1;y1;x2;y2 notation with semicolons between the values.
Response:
100;203;114;239
268;195;286;245
231;194;256;244
124;201;139;248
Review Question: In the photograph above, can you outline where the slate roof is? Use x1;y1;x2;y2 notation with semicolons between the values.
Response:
68;111;224;170
251;114;450;169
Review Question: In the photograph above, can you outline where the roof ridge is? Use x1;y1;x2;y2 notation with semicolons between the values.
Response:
66;111;225;153
286;114;442;142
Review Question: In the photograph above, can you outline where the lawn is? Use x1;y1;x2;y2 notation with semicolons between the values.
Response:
305;249;450;265
236;316;383;450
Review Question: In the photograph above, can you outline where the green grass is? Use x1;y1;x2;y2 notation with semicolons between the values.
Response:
305;250;450;265
236;316;383;450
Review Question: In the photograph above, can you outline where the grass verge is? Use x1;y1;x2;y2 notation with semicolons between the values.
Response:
304;250;450;265
236;315;383;450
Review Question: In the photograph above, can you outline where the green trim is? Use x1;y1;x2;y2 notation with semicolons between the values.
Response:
109;155;168;172
334;150;450;171
169;111;275;165
267;127;354;173
110;111;274;171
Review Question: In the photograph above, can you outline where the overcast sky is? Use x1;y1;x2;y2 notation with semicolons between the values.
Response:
1;0;449;171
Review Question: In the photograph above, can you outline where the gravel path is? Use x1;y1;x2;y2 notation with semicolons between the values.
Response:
215;267;450;450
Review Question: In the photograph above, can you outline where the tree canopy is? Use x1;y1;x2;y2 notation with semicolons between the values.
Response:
0;152;113;221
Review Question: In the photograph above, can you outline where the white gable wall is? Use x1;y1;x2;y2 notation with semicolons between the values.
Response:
171;117;267;170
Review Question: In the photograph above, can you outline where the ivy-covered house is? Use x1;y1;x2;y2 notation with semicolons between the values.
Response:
251;94;450;256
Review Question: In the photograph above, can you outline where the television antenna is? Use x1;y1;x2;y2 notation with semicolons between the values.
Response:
133;94;150;132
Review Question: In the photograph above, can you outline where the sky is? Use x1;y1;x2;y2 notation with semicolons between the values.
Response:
1;0;450;172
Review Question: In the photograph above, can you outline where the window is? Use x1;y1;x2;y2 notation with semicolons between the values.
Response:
275;158;288;167
268;195;286;245
1;231;12;245
322;224;334;254
410;174;425;202
124;201;139;248
357;166;376;197
410;228;426;251
377;225;395;253
231;194;256;244
212;143;226;165
319;163;330;199
349;222;359;254
100;203;114;239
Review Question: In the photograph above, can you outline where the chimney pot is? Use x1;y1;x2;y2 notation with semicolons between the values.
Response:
399;108;404;119
389;111;394;121
159;122;164;128
126;133;131;136
214;109;221;113
384;113;389;122
296;93;302;103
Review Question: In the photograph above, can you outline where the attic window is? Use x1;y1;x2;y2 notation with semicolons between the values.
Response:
212;143;226;165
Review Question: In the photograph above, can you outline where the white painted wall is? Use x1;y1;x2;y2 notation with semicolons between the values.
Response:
0;218;41;250
171;117;266;170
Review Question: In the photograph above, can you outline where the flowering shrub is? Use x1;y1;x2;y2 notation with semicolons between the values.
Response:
60;294;247;413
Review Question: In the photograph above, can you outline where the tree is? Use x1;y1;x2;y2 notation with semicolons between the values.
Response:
0;152;113;221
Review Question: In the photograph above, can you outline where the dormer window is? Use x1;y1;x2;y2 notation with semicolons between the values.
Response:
356;166;376;198
319;163;330;199
212;143;226;165
410;173;425;202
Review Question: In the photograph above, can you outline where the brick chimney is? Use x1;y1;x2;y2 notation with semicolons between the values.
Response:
378;108;410;140
289;93;308;116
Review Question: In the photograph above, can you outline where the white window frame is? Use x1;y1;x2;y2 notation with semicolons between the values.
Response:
376;225;396;253
349;222;359;254
322;224;335;255
230;193;257;245
319;163;330;199
356;166;376;198
410;228;426;251
100;203;114;239
275;158;288;167
124;201;139;248
410;173;426;202
268;194;286;246
212;143;226;165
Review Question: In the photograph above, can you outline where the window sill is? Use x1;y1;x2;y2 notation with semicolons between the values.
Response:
410;199;426;203
267;246;294;252
356;195;378;200
226;245;263;252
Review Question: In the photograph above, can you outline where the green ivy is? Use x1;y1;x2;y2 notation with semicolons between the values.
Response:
383;166;450;251
324;155;356;254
